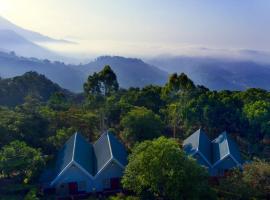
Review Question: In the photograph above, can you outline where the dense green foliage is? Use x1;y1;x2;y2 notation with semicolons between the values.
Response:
217;160;270;199
0;140;44;183
0;67;269;199
121;107;163;144
122;137;214;200
84;65;119;97
0;71;71;107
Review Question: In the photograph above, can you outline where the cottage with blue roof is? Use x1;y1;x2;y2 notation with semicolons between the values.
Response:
183;129;243;176
40;131;128;196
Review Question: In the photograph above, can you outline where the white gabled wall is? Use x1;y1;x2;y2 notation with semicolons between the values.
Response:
53;160;124;192
94;160;124;191
54;163;95;193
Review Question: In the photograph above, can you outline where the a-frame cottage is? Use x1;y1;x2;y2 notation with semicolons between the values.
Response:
183;129;243;176
40;131;127;196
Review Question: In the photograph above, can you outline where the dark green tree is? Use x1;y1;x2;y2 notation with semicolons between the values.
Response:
99;65;119;96
120;107;163;144
122;137;214;200
0;140;45;183
218;160;270;199
84;65;119;97
162;73;196;100
48;92;70;111
243;100;270;141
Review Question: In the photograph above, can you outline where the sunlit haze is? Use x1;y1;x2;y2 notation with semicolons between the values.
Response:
1;0;270;58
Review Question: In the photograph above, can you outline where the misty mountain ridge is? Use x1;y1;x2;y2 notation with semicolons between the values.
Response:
80;56;168;88
0;29;67;60
0;15;270;92
0;16;73;44
0;52;168;92
0;16;76;61
148;56;270;91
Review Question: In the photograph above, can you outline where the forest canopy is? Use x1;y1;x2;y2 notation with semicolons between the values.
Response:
0;67;269;199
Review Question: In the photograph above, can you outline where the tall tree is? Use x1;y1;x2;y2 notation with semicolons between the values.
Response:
84;65;119;97
99;65;119;96
162;73;196;100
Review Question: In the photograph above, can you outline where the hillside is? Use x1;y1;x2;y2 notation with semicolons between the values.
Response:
0;30;65;60
2;52;270;92
80;56;168;88
0;51;84;92
148;56;270;90
0;71;71;106
0;53;168;91
0;16;72;43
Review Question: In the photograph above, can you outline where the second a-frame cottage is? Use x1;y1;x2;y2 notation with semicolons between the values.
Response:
40;131;127;196
183;129;243;176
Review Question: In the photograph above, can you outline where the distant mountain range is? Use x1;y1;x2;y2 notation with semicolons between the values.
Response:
0;52;168;92
0;16;74;60
80;56;167;88
1;16;270;92
0;16;72;43
0;29;66;60
148;56;270;91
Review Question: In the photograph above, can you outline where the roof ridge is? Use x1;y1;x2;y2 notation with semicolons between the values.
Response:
93;131;108;146
107;132;113;159
197;129;201;151
71;132;78;161
223;131;231;155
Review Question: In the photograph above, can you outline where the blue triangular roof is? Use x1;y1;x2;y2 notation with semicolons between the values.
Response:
93;132;112;173
183;129;243;168
183;129;212;166
212;131;242;165
55;133;76;176
41;131;128;185
94;131;128;173
108;132;128;167
74;133;96;175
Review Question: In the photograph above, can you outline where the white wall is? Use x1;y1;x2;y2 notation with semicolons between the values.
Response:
53;161;124;193
54;163;95;193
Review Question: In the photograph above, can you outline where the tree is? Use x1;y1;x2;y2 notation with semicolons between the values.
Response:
47;127;75;149
162;73;196;100
84;65;119;97
24;188;39;200
57;107;99;140
0;140;45;183
120;107;163;144
48;92;70;111
122;137;214;200
218;160;270;199
99;65;119;96
136;85;165;113
243;100;270;140
164;103;184;138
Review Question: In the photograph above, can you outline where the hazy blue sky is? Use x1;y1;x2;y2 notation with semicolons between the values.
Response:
1;0;270;57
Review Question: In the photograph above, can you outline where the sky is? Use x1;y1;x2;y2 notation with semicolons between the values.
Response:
1;0;270;58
